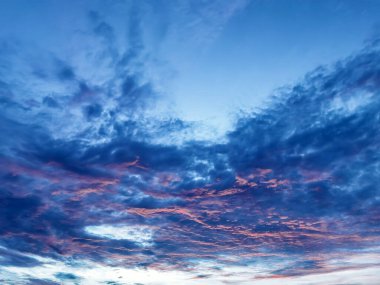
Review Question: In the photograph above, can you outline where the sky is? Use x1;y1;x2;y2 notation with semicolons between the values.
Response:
0;0;380;284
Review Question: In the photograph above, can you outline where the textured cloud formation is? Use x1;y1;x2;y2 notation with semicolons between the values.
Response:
1;3;380;284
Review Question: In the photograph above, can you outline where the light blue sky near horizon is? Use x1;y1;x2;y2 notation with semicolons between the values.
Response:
0;0;379;136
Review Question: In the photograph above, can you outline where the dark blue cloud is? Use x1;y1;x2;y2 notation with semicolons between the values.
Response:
27;279;59;285
228;44;380;221
0;247;42;267
55;272;79;280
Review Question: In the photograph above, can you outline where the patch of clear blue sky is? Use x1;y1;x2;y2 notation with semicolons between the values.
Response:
162;0;380;132
0;0;379;136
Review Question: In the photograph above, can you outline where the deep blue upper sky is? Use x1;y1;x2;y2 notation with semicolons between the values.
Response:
0;1;380;284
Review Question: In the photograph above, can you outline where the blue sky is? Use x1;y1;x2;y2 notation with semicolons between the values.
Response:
1;0;379;134
1;0;380;284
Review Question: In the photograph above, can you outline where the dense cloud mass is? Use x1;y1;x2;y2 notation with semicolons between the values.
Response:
0;3;380;284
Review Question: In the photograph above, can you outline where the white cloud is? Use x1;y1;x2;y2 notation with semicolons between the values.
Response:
2;247;380;285
85;224;154;247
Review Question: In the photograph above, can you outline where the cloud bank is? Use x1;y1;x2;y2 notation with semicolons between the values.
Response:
0;3;380;284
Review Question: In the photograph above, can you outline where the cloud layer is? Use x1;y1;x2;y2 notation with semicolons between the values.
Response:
0;2;380;284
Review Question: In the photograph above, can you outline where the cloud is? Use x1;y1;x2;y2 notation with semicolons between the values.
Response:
0;2;380;283
166;0;250;48
85;224;154;247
